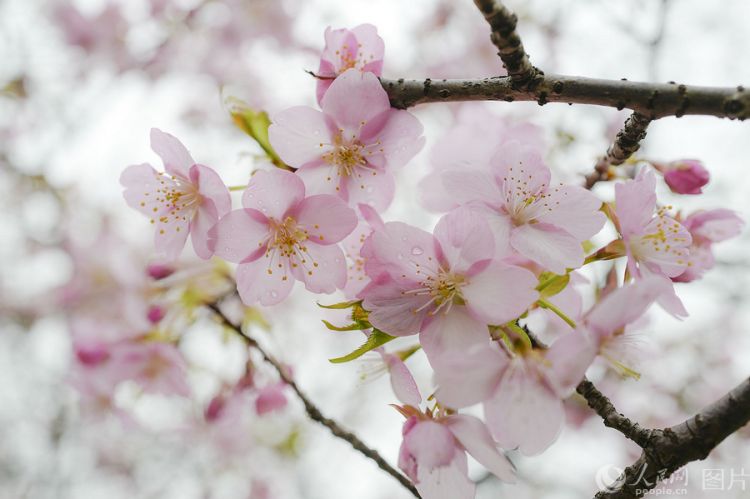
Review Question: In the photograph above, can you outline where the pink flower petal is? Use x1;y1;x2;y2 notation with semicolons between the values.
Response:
615;169;657;237
269;107;333;168
191;163;231;218
367;221;439;285
401;420;457;473
446;414;516;483
510;223;584;274
433;207;495;275
544;330;596;396
121;163;168;217
361;278;431;336
415;452;475;499
381;352;422;407
361;109;425;170
441;169;504;209
419;307;489;364
154;215;190;261
293;242;347;294
242;169;305;220
320;70;390;137
343;167;396;212
535;185;606;240
586;276;670;338
294;194;358;244
209;209;269;263
485;360;564;456
150;128;194;178
236;256;295;306
434;343;506;408
462;263;538;325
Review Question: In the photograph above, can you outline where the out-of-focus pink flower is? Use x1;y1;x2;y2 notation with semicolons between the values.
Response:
269;69;424;211
255;383;288;415
359;207;538;364
419;105;544;212
655;159;710;195
210;169;357;305
113;342;191;397
614;169;691;317
398;413;515;498
121;129;231;261
434;142;605;274
673;209;743;282
316;24;385;103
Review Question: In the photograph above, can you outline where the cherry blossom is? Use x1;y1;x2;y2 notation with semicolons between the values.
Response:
359;207;539;363
316;24;385;103
673;209;744;282
121;129;231;261
614;168;692;316
433;142;606;274
209;169;358;305
268;69;424;211
654;159;710;195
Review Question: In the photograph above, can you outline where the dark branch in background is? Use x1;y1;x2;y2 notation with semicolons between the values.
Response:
596;376;750;499
206;302;421;498
382;75;749;120
585;112;652;189
473;0;539;87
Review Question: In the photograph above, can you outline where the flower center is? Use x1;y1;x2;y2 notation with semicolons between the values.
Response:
630;207;689;265
148;172;202;231
262;217;320;280
404;269;467;315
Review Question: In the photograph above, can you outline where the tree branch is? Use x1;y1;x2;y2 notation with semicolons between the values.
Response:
473;0;539;87
595;376;750;498
206;301;421;498
576;378;654;448
382;75;749;120
585;112;652;189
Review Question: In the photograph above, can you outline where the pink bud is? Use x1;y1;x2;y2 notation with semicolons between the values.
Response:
659;160;710;195
75;343;110;366
147;305;166;324
146;262;175;280
255;384;287;415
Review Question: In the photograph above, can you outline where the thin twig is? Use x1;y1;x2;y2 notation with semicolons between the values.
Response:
205;301;421;498
473;0;539;87
381;76;749;120
585;112;652;189
576;378;654;448
595;376;750;498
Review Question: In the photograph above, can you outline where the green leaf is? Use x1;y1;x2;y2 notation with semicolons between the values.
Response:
329;329;396;364
321;320;364;332
537;273;570;298
226;97;289;170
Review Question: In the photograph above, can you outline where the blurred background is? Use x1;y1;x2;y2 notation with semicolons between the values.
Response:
1;0;750;497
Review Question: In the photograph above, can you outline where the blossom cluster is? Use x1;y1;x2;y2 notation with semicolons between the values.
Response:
118;24;743;499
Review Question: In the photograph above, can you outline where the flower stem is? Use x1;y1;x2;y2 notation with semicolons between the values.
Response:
228;185;246;192
537;298;577;329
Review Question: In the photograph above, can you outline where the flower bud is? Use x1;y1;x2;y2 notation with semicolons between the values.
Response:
146;262;175;280
657;160;710;195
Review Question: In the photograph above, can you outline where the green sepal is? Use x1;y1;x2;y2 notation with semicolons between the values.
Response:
536;272;570;298
329;329;396;364
317;300;361;310
321;320;364;332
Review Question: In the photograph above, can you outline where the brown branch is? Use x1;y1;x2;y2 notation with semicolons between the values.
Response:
206;301;421;498
381;75;749;120
473;0;540;87
595;376;750;498
584;112;652;189
576;378;654;448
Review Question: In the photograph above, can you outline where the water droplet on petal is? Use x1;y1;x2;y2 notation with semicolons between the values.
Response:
397;253;404;260
270;290;278;298
411;246;423;256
